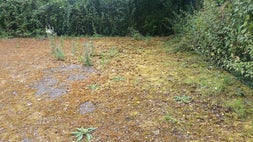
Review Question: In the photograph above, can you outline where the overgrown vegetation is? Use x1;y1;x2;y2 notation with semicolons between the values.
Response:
173;0;253;82
0;0;196;37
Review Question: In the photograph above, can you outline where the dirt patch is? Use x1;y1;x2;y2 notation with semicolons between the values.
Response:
0;37;252;141
32;64;96;99
79;101;96;114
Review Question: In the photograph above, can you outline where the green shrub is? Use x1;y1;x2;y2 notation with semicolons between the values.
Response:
128;27;145;40
174;0;253;81
0;0;44;37
0;0;194;37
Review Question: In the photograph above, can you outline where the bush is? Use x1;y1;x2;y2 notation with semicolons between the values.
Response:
0;0;194;37
128;27;144;40
175;0;253;81
0;0;44;37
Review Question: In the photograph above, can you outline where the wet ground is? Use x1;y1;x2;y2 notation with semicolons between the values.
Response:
0;37;252;141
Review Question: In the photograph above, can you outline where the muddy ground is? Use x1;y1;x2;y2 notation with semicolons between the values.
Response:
0;37;252;141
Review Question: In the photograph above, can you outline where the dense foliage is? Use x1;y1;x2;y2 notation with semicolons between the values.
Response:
174;0;253;81
0;0;195;37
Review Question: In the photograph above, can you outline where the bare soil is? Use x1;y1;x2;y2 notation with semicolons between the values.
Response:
0;37;252;142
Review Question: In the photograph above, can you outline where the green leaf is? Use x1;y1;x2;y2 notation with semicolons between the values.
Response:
77;128;83;131
241;28;247;34
71;131;80;135
243;21;248;27
87;127;97;132
246;15;250;20
76;134;84;142
86;133;93;142
80;128;89;133
75;133;83;138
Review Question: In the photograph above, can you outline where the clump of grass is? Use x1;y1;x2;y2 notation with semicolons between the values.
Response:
92;33;103;38
87;84;99;90
71;41;79;55
128;27;145;40
174;95;192;104
54;47;65;61
82;49;92;66
108;47;118;57
103;47;118;57
49;37;57;54
49;37;65;60
15;43;20;48
166;36;194;53
165;114;178;123
184;72;226;96
199;79;225;96
71;127;96;142
111;76;124;82
81;42;94;66
99;47;119;68
132;32;144;40
226;98;253;118
223;74;235;86
100;57;110;67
